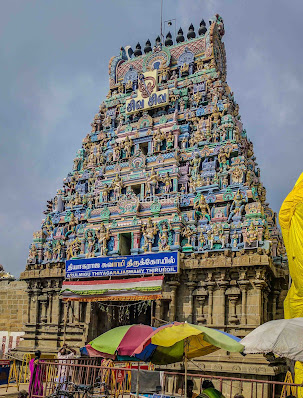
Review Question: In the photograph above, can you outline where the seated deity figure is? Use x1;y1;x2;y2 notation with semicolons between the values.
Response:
27;244;38;264
231;166;243;184
87;147;97;167
228;190;246;222
245;223;258;246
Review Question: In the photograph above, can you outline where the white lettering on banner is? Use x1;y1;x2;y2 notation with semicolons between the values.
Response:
65;252;179;278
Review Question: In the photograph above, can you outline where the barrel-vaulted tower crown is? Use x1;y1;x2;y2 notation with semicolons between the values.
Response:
108;14;226;91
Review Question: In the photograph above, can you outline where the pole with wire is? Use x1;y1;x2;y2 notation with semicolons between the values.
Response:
160;0;164;43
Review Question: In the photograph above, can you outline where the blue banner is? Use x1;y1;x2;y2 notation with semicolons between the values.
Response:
65;251;179;279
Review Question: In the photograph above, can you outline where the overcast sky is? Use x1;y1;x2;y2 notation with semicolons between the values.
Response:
0;0;302;277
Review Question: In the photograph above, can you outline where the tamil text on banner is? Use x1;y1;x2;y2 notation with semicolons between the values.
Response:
65;251;179;279
125;71;169;114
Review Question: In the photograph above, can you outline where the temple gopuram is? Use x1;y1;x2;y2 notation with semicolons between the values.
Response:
19;15;288;378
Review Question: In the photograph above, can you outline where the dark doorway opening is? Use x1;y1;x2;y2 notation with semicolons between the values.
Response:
120;232;132;255
139;142;149;155
88;300;154;340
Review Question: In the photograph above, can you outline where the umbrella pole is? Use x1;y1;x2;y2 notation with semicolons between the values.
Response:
184;355;188;398
136;362;140;398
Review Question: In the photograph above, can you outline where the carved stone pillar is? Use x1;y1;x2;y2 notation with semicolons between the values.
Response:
225;287;240;324
168;281;180;322
38;294;48;323
206;283;215;325
217;281;228;326
174;227;181;247
239;281;249;325
154;299;162;327
47;291;53;324
27;288;33;324
140;184;145;201
113;233;119;252
272;290;280;320
32;287;41;326
173;178;178;192
254;279;267;325
133;231;141;253
194;288;208;324
186;282;196;323
173;132;178;148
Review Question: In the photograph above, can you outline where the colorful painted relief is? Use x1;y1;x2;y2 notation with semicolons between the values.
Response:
25;14;284;271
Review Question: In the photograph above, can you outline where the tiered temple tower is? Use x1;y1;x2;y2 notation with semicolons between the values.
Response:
19;15;288;377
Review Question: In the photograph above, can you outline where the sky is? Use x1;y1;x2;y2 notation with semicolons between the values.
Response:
0;0;302;278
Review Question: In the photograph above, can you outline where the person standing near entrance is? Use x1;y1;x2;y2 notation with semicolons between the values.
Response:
57;344;76;387
29;350;43;397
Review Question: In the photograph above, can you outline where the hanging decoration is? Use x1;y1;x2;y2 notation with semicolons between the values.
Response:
97;300;151;324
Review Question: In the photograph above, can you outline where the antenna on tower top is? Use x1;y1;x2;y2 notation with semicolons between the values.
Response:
160;0;164;43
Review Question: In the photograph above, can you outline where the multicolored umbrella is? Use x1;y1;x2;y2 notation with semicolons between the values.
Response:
85;324;156;361
133;322;243;398
133;322;244;365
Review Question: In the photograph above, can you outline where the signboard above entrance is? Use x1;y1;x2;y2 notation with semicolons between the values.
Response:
125;70;169;114
65;251;179;279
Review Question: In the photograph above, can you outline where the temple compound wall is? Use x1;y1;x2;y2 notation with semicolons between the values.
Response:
17;14;288;380
0;279;27;355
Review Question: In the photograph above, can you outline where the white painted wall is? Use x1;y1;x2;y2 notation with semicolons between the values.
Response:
0;331;25;356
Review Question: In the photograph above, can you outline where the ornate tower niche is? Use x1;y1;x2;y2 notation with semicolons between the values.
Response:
19;15;288;377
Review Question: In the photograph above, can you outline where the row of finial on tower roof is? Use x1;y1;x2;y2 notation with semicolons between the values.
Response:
133;20;208;57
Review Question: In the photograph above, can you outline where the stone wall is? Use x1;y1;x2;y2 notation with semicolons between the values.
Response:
0;280;28;332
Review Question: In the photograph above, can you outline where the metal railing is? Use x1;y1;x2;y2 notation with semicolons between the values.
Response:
27;360;303;398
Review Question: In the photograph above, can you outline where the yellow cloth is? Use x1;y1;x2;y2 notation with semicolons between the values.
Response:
279;173;303;318
295;361;303;398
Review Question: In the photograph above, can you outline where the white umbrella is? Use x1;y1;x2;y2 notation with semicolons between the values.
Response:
241;318;303;361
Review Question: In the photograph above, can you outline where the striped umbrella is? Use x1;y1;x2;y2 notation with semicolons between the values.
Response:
85;324;156;361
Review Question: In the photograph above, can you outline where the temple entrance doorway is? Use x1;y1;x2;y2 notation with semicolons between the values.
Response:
120;233;132;255
87;300;154;342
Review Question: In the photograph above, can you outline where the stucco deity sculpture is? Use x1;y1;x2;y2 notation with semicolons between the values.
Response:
228;190;246;222
158;223;170;251
97;223;110;256
112;174;123;201
194;195;211;222
142;218;157;252
146;168;159;197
